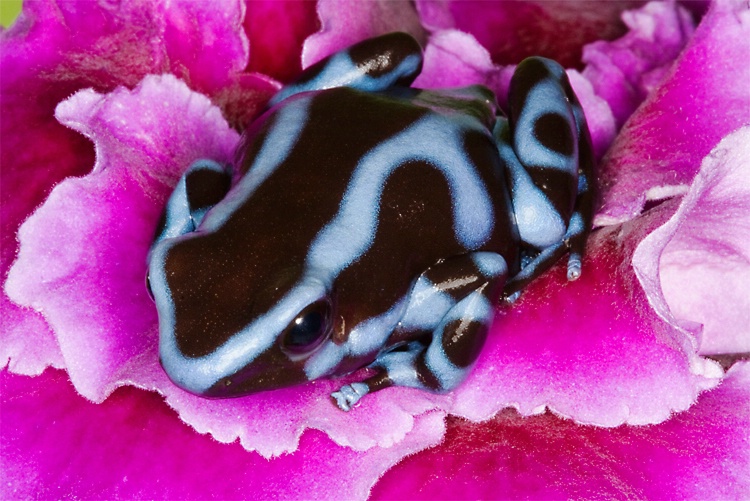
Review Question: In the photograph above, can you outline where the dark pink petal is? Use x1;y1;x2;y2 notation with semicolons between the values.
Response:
597;0;750;224
582;1;695;127
0;368;444;499
4;75;444;457
244;0;320;82
415;0;643;68
373;361;750;500
636;127;750;356
301;0;427;68
447;202;722;426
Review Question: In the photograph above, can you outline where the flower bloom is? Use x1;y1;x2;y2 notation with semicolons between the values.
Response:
1;0;749;498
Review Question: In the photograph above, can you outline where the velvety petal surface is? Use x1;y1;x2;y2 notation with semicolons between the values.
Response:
415;0;644;68
597;0;750;224
0;368;445;500
1;0;276;375
582;1;695;127
243;0;320;83
5;75;445;457
636;127;750;356
301;0;427;68
372;361;750;500
447;202;722;427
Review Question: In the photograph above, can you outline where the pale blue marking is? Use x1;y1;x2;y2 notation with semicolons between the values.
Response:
155;173;192;242
371;343;422;388
471;252;508;278
398;275;455;332
497;120;566;248
270;52;422;106
331;382;370;411
514;77;578;174
306;114;495;278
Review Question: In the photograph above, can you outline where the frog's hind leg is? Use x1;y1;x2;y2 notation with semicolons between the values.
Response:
151;159;232;244
499;56;596;297
331;252;507;411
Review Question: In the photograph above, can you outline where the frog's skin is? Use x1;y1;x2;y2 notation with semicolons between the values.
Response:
147;33;595;411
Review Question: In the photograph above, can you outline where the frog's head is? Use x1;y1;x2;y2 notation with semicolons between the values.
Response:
149;232;339;397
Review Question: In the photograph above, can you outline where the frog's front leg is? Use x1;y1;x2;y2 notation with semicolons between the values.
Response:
331;252;507;411
498;57;596;297
152;159;232;244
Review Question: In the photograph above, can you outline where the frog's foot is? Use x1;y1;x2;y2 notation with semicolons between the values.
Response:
331;382;370;412
496;56;595;296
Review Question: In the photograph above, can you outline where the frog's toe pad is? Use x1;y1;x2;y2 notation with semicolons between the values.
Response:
567;253;582;281
331;382;370;411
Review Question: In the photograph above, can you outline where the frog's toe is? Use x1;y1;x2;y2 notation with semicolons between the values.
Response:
567;252;582;281
331;382;370;411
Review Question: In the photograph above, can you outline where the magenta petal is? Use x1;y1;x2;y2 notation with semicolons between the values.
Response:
582;1;696;127
415;0;641;68
373;362;750;499
1;369;444;499
6;75;240;400
301;0;427;68
637;127;750;355
598;0;750;224
244;0;320;82
448;203;722;426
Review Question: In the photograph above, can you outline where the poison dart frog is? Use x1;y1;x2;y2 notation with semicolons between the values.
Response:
147;32;595;411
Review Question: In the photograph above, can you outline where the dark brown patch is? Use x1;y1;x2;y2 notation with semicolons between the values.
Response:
508;57;552;125
185;168;232;213
441;318;489;368
533;112;574;157
415;352;442;390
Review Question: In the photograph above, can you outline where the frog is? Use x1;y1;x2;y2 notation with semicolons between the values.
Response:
146;32;595;411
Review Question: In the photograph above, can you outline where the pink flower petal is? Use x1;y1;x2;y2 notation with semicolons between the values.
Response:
414;29;507;96
447;202;722;426
597;0;750;224
637;127;750;356
301;0;427;68
0;368;445;499
6;75;240;400
373;361;750;500
244;0;320;82
582;1;696;127
415;0;643;68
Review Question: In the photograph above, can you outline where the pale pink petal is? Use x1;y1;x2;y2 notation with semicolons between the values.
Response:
244;0;320;82
415;0;643;68
301;0;427;68
373;361;750;500
637;127;750;356
448;202;722;426
6;75;240;401
414;30;506;97
0;368;445;499
582;1;696;126
597;0;750;224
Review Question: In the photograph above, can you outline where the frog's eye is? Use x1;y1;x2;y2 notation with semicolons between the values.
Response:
282;300;333;355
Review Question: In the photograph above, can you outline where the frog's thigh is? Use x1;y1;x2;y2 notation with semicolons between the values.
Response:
153;159;232;244
331;253;507;411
